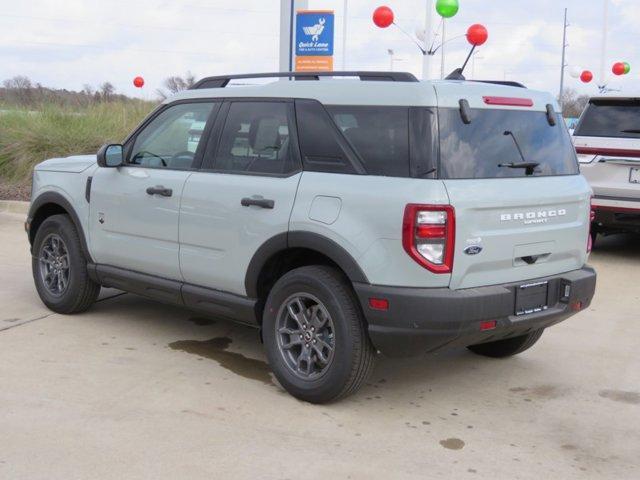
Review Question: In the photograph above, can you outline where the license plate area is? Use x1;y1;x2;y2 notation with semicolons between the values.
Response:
630;167;640;184
515;281;549;316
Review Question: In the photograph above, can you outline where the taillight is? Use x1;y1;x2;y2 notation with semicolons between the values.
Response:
587;197;595;253
402;204;455;273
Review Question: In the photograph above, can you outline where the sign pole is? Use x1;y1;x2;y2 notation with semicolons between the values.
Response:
279;0;308;72
342;0;348;70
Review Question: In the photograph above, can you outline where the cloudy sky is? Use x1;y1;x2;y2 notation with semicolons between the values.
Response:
1;0;638;98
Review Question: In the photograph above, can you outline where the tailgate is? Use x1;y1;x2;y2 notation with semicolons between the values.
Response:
443;176;591;290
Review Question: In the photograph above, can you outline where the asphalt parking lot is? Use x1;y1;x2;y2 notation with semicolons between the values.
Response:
0;211;638;480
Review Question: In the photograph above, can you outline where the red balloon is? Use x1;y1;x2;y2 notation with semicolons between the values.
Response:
133;76;145;88
612;62;625;76
373;6;394;28
467;24;488;46
580;70;593;83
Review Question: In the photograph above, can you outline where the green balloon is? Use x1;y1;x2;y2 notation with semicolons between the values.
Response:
624;62;631;74
436;0;459;18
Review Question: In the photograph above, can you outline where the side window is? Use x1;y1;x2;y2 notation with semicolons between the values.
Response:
327;105;410;177
213;102;299;175
295;99;357;175
129;102;215;169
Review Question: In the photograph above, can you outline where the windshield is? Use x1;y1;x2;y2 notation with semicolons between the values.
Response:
438;108;579;179
574;99;640;138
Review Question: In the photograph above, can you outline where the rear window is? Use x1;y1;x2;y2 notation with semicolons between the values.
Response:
438;108;579;179
574;99;640;138
327;106;410;177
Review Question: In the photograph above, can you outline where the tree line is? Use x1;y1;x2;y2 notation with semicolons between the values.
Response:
1;73;196;107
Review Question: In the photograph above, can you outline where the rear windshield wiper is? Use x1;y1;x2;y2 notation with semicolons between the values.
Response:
498;161;541;172
500;131;539;175
620;129;640;134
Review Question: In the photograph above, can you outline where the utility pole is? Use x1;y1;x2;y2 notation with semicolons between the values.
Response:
422;0;434;80
342;0;348;70
559;8;568;108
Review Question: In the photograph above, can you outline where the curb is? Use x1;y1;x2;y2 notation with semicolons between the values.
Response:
0;200;29;215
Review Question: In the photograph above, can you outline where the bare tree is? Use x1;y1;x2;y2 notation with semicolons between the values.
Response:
99;82;115;101
156;72;196;99
561;88;589;118
2;75;34;104
3;75;32;90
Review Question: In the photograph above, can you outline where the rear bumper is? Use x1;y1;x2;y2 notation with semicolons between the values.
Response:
592;197;640;234
354;266;597;358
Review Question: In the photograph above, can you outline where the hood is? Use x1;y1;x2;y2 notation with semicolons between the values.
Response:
35;155;97;173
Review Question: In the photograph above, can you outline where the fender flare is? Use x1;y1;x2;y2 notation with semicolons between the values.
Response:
244;231;369;298
28;191;93;262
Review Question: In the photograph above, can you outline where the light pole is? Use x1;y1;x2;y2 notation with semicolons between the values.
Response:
388;49;395;71
559;8;569;108
599;0;609;87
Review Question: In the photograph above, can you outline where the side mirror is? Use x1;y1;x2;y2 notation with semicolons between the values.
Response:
97;144;124;168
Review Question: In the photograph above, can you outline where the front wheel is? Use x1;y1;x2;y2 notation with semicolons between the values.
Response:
262;265;375;403
32;214;100;314
467;329;544;358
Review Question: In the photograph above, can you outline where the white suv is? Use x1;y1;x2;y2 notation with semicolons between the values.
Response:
573;95;640;239
26;72;596;403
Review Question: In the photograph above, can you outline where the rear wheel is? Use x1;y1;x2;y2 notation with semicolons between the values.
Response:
262;265;375;403
467;329;544;358
32;214;100;314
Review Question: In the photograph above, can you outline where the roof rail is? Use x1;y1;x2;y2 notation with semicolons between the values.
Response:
191;71;419;89
471;80;527;89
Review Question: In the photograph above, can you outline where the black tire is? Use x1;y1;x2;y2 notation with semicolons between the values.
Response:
32;214;100;314
262;265;375;403
467;329;544;358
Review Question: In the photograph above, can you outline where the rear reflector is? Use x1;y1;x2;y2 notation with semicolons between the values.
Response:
483;96;534;107
369;298;389;311
480;320;497;331
571;301;583;312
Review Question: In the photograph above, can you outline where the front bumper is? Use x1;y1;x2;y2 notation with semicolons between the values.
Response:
354;266;597;358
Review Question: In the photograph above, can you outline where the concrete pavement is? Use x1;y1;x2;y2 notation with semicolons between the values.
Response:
0;211;638;480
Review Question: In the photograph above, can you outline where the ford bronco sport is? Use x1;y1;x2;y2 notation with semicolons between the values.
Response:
27;71;596;403
573;95;640;239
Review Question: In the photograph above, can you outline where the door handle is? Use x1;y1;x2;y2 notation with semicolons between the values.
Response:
146;185;173;197
241;197;275;209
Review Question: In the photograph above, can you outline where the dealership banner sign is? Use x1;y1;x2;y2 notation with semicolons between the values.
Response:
295;10;334;72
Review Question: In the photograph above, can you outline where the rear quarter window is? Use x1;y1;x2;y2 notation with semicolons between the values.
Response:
326;106;410;177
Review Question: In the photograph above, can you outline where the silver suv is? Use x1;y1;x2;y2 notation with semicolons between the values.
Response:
26;72;596;403
573;95;640;239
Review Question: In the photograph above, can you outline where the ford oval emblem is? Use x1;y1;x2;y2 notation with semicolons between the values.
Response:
464;245;483;255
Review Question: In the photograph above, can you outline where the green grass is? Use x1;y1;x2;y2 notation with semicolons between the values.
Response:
0;101;155;182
